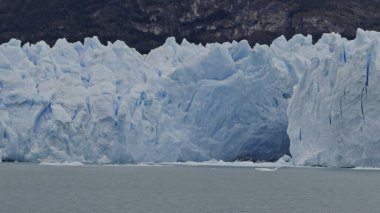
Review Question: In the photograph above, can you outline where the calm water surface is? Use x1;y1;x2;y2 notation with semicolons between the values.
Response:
0;164;379;213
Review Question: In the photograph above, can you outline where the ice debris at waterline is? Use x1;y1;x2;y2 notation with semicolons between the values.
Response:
1;29;380;167
160;155;292;169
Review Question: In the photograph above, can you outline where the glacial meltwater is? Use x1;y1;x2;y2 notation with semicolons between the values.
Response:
0;164;379;213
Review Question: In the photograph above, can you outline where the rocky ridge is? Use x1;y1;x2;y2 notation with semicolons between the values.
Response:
0;0;380;53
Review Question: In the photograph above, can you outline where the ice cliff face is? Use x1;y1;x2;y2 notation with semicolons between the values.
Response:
288;29;380;167
2;29;379;166
0;36;303;163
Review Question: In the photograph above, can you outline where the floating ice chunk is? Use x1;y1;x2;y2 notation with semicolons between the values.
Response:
39;161;84;166
254;168;278;172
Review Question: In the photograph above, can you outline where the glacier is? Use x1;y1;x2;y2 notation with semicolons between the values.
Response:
1;29;380;167
288;29;380;167
0;36;301;163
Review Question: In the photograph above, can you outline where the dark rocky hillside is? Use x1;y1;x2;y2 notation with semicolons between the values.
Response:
0;0;380;53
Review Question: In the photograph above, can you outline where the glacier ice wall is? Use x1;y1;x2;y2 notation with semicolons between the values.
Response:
0;35;305;163
4;29;379;166
288;29;380;167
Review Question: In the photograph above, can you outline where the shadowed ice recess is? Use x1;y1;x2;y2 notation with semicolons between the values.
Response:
0;29;379;167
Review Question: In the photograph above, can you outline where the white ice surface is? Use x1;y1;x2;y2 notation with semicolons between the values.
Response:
0;36;299;164
2;29;380;167
288;29;380;167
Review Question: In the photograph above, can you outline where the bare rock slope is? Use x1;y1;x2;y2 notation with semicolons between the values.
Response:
0;0;380;53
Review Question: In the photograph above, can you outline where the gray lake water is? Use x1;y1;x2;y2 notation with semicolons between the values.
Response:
0;164;379;213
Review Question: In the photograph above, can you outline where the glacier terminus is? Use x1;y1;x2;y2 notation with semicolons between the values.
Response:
0;29;380;167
